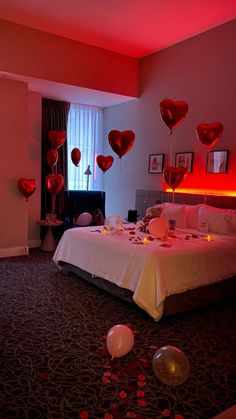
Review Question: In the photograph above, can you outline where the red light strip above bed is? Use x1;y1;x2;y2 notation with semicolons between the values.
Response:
165;188;236;197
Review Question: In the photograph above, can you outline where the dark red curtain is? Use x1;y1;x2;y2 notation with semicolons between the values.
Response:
41;98;70;222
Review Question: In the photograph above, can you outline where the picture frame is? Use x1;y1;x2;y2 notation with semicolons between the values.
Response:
148;154;165;174
175;152;194;173
206;150;229;173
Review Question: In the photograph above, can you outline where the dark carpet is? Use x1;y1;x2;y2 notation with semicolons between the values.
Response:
0;249;236;419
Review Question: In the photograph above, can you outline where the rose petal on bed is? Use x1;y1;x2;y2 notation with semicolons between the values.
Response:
104;413;113;419
160;243;172;248
175;415;185;419
126;413;137;418
137;374;145;381
98;346;108;356
39;371;48;381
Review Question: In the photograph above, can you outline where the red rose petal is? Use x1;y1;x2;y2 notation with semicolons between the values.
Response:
137;381;146;387
39;371;48;381
119;391;127;399
137;390;145;398
175;415;184;419
80;412;89;419
149;344;158;350
162;409;171;417
111;373;120;382
102;377;111;384
104;414;113;419
103;363;111;369
138;399;147;407
137;374;145;381
104;371;111;377
126;413;137;418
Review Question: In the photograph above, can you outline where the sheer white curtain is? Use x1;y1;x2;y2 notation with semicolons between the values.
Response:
67;103;104;190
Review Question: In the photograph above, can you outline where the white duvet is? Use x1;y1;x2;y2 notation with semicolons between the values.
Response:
53;225;236;320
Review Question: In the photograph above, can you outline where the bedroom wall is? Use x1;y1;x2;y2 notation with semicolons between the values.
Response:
0;19;139;98
103;19;236;217
28;91;42;248
0;78;29;256
0;80;42;257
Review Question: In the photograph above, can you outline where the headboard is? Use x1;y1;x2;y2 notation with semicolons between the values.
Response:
135;189;236;218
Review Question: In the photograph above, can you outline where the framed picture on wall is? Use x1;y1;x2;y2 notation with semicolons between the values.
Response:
206;150;229;173
175;152;194;173
148;154;165;173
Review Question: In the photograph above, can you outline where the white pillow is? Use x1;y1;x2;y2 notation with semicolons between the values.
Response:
185;204;201;229
197;205;232;235
162;205;187;228
147;202;187;228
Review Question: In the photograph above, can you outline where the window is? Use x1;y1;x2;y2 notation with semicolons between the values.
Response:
67;103;104;190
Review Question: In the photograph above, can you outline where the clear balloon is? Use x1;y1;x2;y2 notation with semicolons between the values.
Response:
148;217;169;240
105;214;123;233
153;345;190;386
106;324;134;359
76;212;92;226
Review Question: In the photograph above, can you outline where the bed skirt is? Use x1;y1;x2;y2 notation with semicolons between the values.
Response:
59;261;236;317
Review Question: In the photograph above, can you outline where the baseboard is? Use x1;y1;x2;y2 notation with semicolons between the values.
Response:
29;239;41;248
0;246;29;258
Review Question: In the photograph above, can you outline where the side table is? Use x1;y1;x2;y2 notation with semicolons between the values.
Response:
37;220;63;251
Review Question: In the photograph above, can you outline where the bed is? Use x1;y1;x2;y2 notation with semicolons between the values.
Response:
53;194;236;321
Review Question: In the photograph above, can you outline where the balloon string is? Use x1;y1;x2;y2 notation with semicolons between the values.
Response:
170;142;173;167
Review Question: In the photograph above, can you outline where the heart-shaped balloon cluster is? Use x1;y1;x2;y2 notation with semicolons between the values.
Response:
45;174;64;195
96;155;114;173
46;149;58;169
196;122;223;151
48;130;66;149
163;166;187;191
160;99;189;134
108;130;135;158
17;178;36;201
71;148;81;167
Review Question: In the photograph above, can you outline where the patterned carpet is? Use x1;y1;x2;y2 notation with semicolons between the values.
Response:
0;249;236;419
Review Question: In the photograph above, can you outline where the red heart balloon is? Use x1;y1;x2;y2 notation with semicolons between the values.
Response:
71;148;81;166
108;130;135;158
96;155;114;173
163;166;187;191
160;98;189;134
48;130;66;149
196;122;223;151
46;149;58;169
45;174;64;195
17;178;36;200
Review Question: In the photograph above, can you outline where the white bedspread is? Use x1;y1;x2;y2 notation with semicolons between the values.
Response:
53;225;236;320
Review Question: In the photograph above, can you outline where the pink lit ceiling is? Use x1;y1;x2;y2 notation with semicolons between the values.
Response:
1;0;236;106
0;0;236;58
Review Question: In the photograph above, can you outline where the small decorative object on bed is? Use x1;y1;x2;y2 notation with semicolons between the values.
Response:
148;217;169;240
148;154;164;173
175;152;193;173
206;150;229;173
153;345;190;386
105;214;123;233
